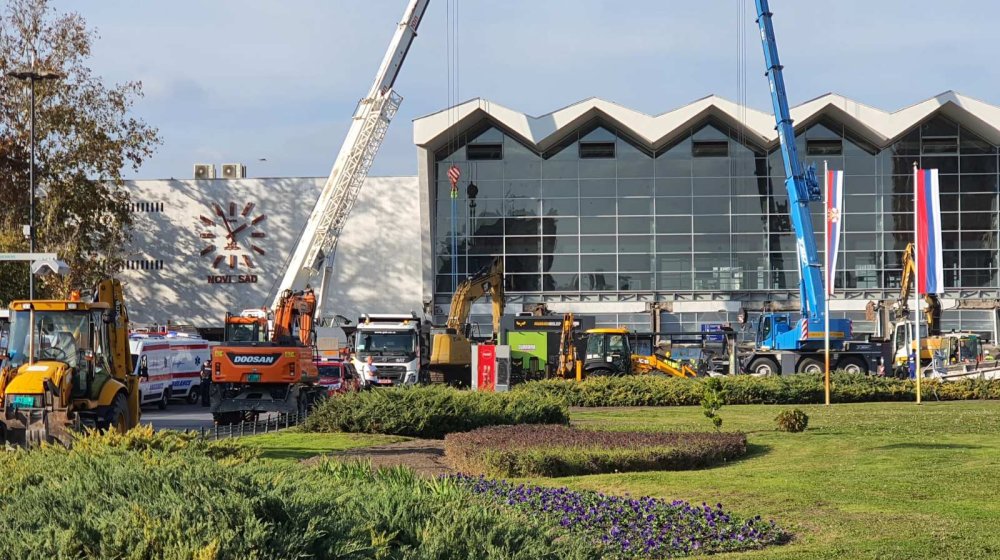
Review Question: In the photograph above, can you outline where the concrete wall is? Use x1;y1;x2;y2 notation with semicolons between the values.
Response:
121;176;425;329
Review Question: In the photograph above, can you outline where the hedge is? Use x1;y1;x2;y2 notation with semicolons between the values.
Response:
0;427;600;560
512;373;1000;407
445;425;748;477
302;384;568;438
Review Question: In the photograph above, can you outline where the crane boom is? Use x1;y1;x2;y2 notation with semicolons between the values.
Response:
754;0;825;322
272;0;430;321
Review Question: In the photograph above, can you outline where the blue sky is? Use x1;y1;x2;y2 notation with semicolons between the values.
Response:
56;0;1000;179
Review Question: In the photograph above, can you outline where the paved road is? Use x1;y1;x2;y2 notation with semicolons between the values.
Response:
141;403;283;432
140;403;216;432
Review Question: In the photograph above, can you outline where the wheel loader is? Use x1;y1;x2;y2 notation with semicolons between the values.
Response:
0;279;139;447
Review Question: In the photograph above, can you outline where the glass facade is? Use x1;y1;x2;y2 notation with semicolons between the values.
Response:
432;114;999;310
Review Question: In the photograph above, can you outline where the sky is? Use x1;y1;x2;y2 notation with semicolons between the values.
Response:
52;0;1000;180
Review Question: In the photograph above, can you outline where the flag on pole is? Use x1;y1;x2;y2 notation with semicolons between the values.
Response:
915;168;943;294
825;169;844;296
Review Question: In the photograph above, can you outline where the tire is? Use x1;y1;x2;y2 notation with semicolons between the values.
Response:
157;390;168;410
105;393;131;434
798;358;824;375
186;386;200;405
748;358;780;377
839;357;867;375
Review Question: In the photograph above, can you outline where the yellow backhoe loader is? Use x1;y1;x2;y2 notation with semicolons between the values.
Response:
0;279;138;446
429;258;504;385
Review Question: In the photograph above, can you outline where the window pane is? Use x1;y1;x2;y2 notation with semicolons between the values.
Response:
656;235;692;253
541;179;577;198
506;236;540;254
542;236;579;254
580;198;616;216
544;273;579;290
618;178;653;196
543;255;578;273
580;179;615;197
619;216;653;234
581;272;615;291
580;217;615;234
618;197;652;215
581;254;616;271
506;256;540;273
543;198;578;216
541;217;578;235
618;273;652;290
619;254;653;271
656;197;693;215
580;236;617;253
656;215;691;234
618;235;653;253
655;177;692;197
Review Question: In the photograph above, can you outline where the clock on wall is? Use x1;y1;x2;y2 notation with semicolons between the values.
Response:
198;201;267;269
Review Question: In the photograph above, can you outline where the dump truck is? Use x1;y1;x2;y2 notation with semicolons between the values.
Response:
352;313;429;386
0;280;138;447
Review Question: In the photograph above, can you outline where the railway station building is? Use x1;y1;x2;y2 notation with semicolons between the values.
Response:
413;92;1000;340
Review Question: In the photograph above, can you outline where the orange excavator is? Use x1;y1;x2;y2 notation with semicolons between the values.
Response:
204;288;323;423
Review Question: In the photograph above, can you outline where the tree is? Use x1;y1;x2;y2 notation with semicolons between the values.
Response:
0;0;159;304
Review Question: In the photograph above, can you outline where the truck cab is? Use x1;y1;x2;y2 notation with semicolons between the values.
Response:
583;328;632;376
352;313;429;386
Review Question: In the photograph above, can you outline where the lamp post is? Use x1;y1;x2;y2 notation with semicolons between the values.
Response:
5;68;63;298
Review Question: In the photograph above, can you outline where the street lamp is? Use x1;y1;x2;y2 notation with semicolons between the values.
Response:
5;68;63;298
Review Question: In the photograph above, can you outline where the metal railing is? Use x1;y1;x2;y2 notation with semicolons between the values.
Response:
195;409;309;441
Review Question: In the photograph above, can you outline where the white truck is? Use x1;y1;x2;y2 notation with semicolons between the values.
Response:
129;332;212;408
351;313;429;386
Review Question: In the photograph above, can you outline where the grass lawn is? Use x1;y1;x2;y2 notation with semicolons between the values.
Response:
237;429;408;461
565;401;1000;559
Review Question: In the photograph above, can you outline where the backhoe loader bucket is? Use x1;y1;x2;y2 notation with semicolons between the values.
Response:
1;407;79;448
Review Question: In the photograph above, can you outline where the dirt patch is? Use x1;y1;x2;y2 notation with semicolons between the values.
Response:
310;439;456;478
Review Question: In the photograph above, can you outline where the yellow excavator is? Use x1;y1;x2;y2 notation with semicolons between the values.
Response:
0;279;138;446
429;258;504;385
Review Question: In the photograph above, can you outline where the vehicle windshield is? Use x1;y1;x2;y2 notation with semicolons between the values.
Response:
317;365;342;379
958;337;980;361
355;332;415;355
6;310;91;368
225;322;267;343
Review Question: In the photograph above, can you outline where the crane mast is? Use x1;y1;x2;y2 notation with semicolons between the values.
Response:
753;0;825;322
272;0;430;322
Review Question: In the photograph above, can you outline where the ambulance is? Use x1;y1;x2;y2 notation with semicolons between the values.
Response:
129;332;211;408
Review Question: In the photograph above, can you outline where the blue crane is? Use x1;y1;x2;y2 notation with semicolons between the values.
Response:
751;0;852;353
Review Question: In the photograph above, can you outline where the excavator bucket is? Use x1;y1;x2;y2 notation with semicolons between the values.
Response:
1;407;78;448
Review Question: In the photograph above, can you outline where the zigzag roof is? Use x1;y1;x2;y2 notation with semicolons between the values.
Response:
413;91;1000;153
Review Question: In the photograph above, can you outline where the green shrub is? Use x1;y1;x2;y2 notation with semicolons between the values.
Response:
303;385;568;438
514;373;1000;407
0;429;600;560
701;377;725;430
775;409;809;432
445;425;747;477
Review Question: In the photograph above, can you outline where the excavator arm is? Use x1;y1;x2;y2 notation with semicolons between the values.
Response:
271;288;317;345
898;242;941;335
445;258;504;338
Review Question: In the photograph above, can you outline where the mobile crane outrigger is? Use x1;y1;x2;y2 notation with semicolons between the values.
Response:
742;0;887;375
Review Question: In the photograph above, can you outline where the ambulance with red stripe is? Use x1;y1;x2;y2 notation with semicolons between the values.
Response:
129;332;211;408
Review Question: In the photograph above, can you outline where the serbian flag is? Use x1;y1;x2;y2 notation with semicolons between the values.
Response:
825;169;844;296
915;168;944;294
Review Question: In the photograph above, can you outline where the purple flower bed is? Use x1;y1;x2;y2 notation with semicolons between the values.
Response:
449;474;785;557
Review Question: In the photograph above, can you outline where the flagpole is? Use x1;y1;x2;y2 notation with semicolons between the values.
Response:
913;163;922;405
824;160;831;407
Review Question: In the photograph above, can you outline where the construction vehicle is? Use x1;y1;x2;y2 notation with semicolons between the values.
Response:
582;328;701;378
554;313;579;378
352;312;429;386
738;0;888;375
430;258;504;385
205;288;324;424
0;280;138;447
270;0;428;338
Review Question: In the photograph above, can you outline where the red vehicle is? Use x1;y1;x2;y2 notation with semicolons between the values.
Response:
315;359;359;396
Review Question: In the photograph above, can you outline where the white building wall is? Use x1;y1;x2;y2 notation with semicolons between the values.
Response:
121;176;424;329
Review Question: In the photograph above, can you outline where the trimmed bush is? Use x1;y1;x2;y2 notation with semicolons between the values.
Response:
445;425;747;477
775;409;809;432
514;373;1000;407
302;384;568;438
